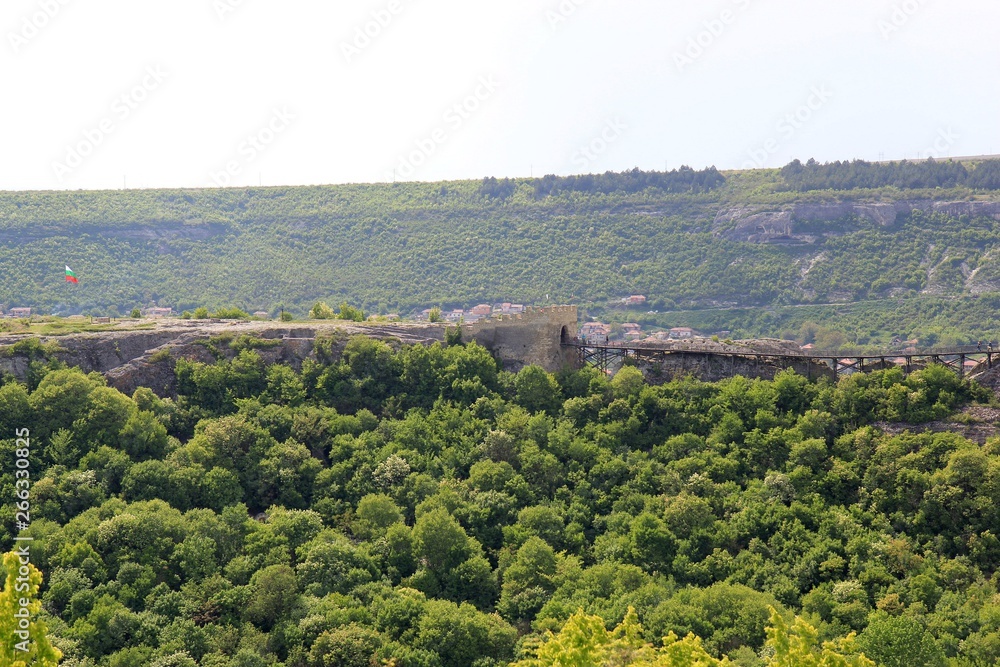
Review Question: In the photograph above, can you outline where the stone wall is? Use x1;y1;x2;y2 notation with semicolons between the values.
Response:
462;306;578;372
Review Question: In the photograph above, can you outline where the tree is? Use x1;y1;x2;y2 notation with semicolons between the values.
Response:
428;307;443;323
764;607;874;667
353;494;404;540
855;612;946;667
337;302;365;322
243;564;299;630
499;536;557;623
628;512;676;574
309;624;382;667
310;302;336;320
515;606;728;667
414;599;517;667
514;366;563;416
0;551;64;666
130;308;141;318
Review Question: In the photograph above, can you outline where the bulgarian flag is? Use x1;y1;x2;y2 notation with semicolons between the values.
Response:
65;266;78;283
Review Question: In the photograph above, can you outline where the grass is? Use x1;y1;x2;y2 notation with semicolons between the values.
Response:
0;317;160;338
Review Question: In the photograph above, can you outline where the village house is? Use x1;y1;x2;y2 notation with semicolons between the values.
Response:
8;307;31;318
493;303;525;315
253;311;270;319
669;327;695;340
145;307;173;318
622;323;643;341
579;322;611;341
622;295;647;306
471;304;492;316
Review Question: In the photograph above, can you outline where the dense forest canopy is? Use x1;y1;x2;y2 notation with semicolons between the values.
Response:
3;333;1000;665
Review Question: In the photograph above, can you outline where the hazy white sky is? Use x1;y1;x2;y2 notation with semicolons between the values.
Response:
2;0;998;191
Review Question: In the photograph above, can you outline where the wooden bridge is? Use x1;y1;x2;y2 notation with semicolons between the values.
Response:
563;337;999;380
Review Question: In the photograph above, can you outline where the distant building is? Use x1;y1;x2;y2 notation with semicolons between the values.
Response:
445;309;465;322
622;295;647;306
471;304;492;316
8;307;31;318
580;322;611;341
669;327;695;339
145;307;173;318
801;343;815;350
493;302;525;315
253;311;270;319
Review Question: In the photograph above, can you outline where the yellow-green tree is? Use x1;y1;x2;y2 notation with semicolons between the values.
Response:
763;608;874;667
514;606;875;667
514;607;729;667
0;550;63;667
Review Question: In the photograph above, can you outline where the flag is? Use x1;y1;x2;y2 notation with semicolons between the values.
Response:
65;266;78;283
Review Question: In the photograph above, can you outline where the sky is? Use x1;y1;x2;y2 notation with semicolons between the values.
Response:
2;0;999;191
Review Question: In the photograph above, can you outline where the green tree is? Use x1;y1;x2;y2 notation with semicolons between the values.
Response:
310;302;336;319
855;612;946;667
514;365;563;416
337;302;365;322
243;564;299;630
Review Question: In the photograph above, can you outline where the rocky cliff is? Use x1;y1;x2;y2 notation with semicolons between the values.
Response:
0;307;581;397
0;320;449;397
713;200;1000;244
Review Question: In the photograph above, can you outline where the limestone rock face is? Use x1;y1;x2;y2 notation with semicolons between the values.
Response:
0;308;579;396
713;200;1000;243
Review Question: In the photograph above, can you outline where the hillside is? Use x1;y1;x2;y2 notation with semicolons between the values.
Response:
4;159;1000;345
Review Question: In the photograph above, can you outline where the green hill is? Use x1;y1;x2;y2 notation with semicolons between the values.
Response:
4;159;1000;346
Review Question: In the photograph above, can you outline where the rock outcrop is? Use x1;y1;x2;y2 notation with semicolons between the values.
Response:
714;200;1000;244
0;307;581;396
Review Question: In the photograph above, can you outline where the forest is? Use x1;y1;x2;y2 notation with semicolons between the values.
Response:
3;161;1000;348
779;158;1000;192
3;332;1000;666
